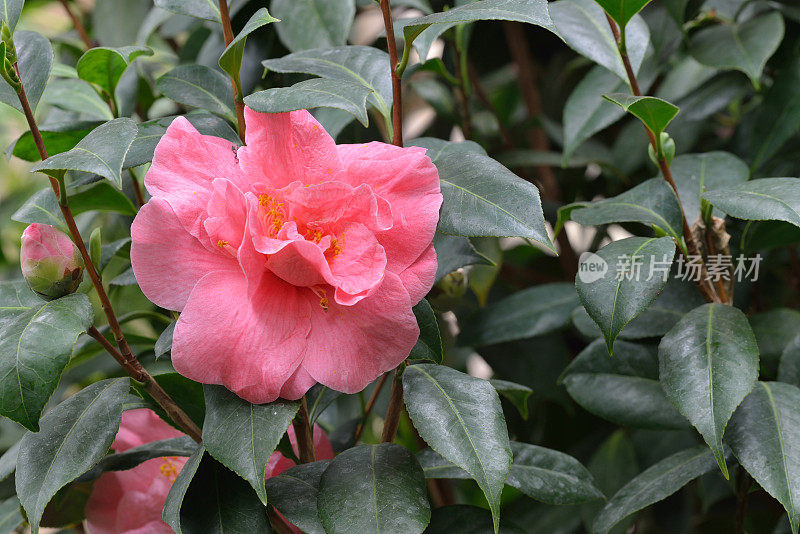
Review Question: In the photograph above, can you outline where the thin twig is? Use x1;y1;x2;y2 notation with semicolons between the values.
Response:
292;398;316;463
353;372;390;443
129;168;145;208
217;0;246;141
380;369;404;443
58;0;92;49
14;63;202;443
379;0;403;147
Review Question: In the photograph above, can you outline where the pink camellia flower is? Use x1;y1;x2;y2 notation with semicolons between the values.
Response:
131;108;441;403
20;223;84;300
84;409;186;534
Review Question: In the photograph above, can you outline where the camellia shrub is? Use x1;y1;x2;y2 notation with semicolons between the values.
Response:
1;0;800;532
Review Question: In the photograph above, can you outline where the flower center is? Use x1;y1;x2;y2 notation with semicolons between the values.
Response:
159;456;181;482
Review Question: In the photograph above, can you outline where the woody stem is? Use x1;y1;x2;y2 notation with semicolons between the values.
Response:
292;397;316;463
379;0;403;147
380;368;404;443
217;0;246;142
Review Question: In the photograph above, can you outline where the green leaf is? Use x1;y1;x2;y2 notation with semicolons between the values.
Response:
702;178;800;230
593;446;721;534
459;283;578;347
16;378;129;534
594;0;652;28
271;0;354;52
79;436;198;481
435;151;554;248
409;299;443;363
76;46;152;97
154;0;223;21
659;303;759;478
202;385;299;505
163;448;273;533
490;379;533;419
575;237;676;354
571;178;683;239
219;8;279;79
306;384;340;424
0;496;23;533
727;382;800;533
42;79;114;120
409;137;487;161
31;119;137;189
11;189;68;232
432;233;492;282
0;283;93;431
751;59;800;171
70;180;137;216
751;309;800;361
423;505;526;534
135;372;205;429
157;65;236;123
670;152;749;222
262;46;393;122
779;335;800;387
690;12;784;88
11;121;100;162
0;0;22;30
155;321;175;360
506;441;604;504
0;31;53;113
318;443;430;534
403;364;511;532
602;93;679;136
265;460;330;534
549;0;649;80
245;78;372;127
562;338;689;429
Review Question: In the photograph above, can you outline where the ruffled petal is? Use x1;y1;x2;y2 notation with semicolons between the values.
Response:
238;108;342;188
171;270;311;404
204;179;248;249
302;272;418;393
131;198;239;311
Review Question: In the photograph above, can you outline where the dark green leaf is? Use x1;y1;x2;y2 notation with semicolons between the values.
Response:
778;335;800;387
0;283;93;431
727;382;800;533
459;283;578;347
306;384;340;424
702;178;800;229
76;46;152;96
17;378;129;533
317;443;430;534
595;0;652;28
575;237;676;354
155;321;175;360
79;436;198;481
490;379;533;419
219;8;279;78
423;505;525;534
603;93;679;136
70;180;137;216
752;59;800;170
136;373;205;429
403;364;511;531
245;78;371;127
157;65;236;122
409;299;442;363
418;448;468;479
690;12;784;88
670;152;749;222
271;0;354;52
408;137;486;161
31;119;137;189
0;31;53;113
202;385;299;504
432;233;493;282
11;121;100;162
41;78;113;120
751;309;800;361
593;446;720;534
266;460;330;534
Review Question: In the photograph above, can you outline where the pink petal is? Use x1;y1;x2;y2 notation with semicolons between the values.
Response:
279;365;317;400
327;222;387;301
302;272;418;393
397;244;437;304
337;142;442;272
171;270;311;404
145;116;247;238
281;181;392;232
203;179;248;249
131;198;239;311
238;108;342;188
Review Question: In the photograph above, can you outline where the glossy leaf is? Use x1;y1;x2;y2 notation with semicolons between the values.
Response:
435;151;554;248
0;283;93;431
562;338;689;429
271;0;354;52
432;233;493;282
603;93;679;136
76;46;152;96
31;119;137;189
702;178;800;230
752;59;800;171
266;460;330;534
727;382;800;533
403;364;511;531
571;178;683;239
157;65;236;122
659;303;759;478
11;121;100;162
219;8;278;79
0;31;53;113
317;443;430;534
79;436;198;481
202;385;299;504
575;237;676;354
490;379;533;419
409;299;442;363
16;378;129;534
593;446;720;534
670;152;749;222
690;12;784;88
459;283;577;347
245;78;372;127
595;0;652;28
41;78;113;120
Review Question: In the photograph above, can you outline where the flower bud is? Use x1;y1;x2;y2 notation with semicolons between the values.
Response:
20;223;84;300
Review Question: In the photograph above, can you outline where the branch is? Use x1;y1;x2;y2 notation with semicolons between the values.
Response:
58;0;92;49
353;372;390;443
14;62;203;443
217;0;246;142
292;398;316;463
379;0;403;147
380;369;404;443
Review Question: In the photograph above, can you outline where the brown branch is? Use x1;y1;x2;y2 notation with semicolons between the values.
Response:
379;0;403;147
292;398;316;463
380;369;404;443
14;63;202;443
129;168;145;208
59;0;93;49
217;0;246;141
353;372;390;443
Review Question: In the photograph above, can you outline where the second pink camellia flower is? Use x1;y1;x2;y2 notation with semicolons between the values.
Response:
131;108;442;403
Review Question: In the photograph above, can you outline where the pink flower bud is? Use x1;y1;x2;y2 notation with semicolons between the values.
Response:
20;223;84;300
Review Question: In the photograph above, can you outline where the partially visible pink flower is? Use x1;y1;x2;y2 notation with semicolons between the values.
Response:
131;108;442;403
85;409;185;534
20;223;84;300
